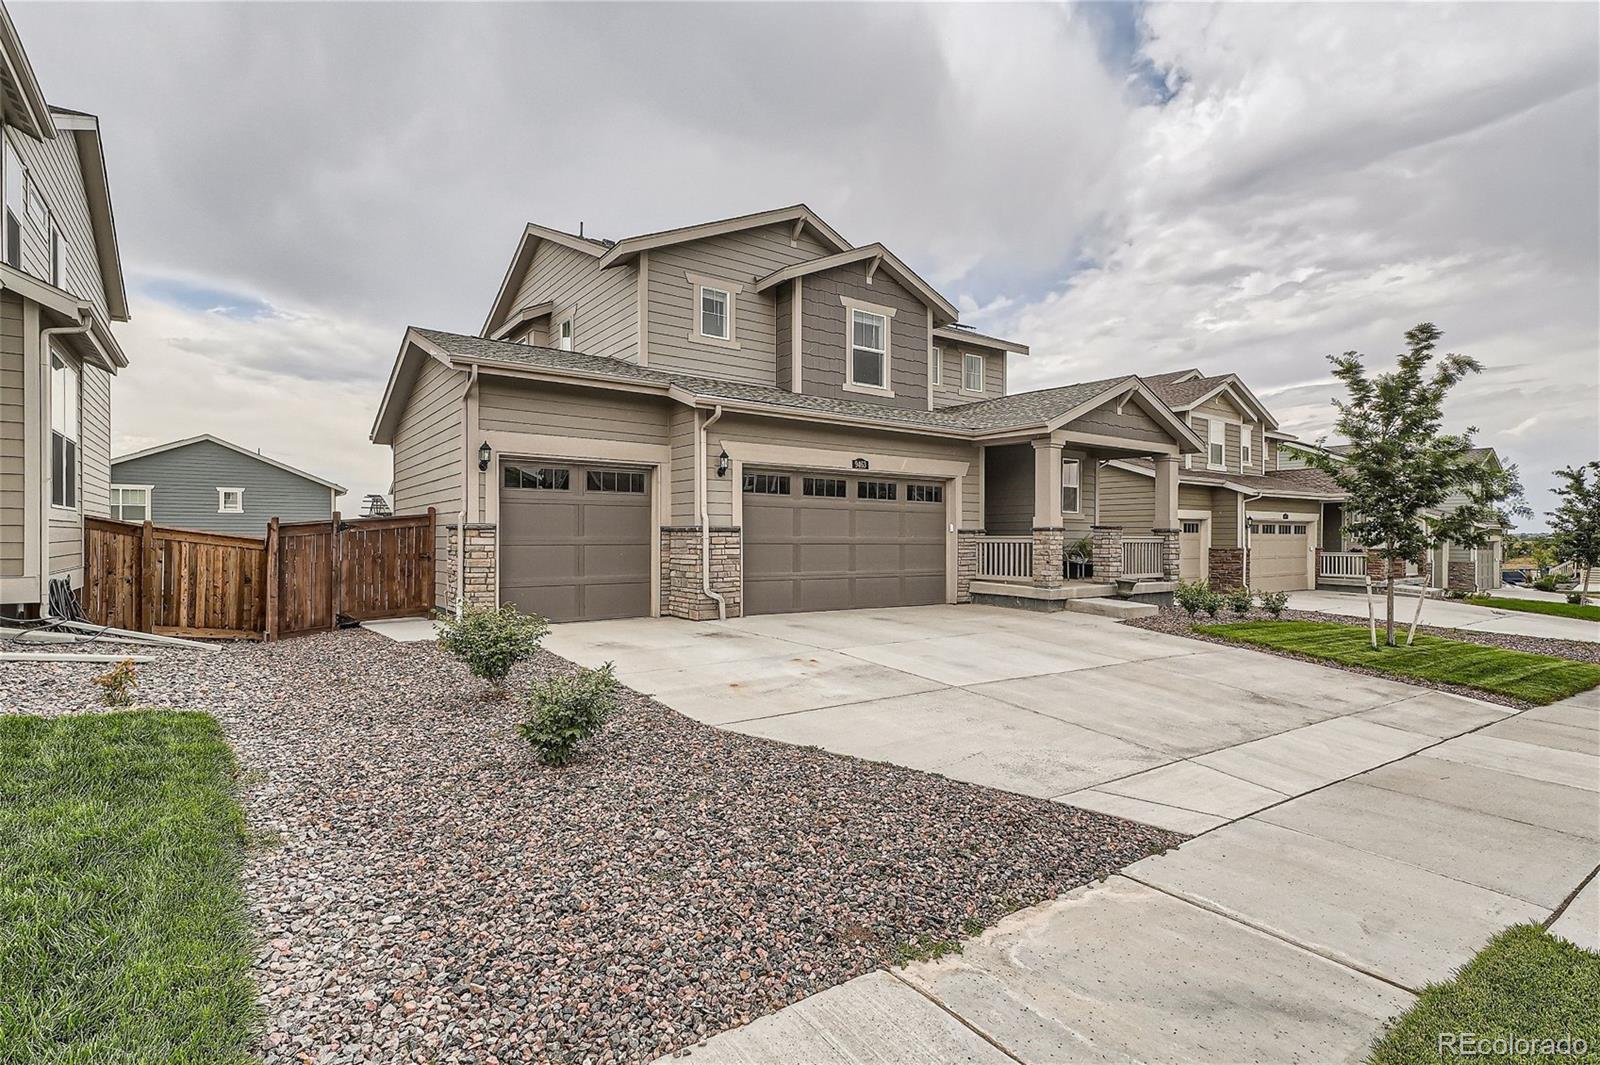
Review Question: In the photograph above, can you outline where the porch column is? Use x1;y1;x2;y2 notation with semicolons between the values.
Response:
1032;439;1066;587
1092;525;1123;580
1152;454;1181;579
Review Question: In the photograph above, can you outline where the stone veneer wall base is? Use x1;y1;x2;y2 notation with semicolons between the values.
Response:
661;526;742;620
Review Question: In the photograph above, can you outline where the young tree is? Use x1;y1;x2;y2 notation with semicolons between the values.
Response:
1317;323;1526;646
1548;462;1600;604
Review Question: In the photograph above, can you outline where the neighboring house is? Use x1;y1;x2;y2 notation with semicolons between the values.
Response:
372;204;1203;623
1098;370;1348;593
110;435;345;535
0;4;130;618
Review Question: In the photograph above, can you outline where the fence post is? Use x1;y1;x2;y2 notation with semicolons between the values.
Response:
264;517;280;642
330;511;342;631
139;520;157;633
423;507;437;617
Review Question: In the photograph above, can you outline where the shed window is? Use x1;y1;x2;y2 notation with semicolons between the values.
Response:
963;352;984;393
586;469;646;494
504;465;570;490
802;477;846;498
907;483;943;503
857;480;897;501
743;473;790;495
49;353;78;509
849;309;887;389
217;488;244;514
110;485;151;522
1061;459;1081;514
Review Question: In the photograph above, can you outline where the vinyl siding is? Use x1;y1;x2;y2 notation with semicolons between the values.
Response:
1213;489;1240;548
669;404;699;526
1188;394;1262;475
111;439;336;535
6;126;109;317
1179;485;1212;513
932;345;1006;408
980;443;1097;538
774;282;792;390
798;260;929;412
45;342;85;578
1096;464;1156;535
507;241;637;362
647;223;831;383
48;514;79;575
0;292;22;575
1074;397;1171;445
80;361;110;517
390;356;468;606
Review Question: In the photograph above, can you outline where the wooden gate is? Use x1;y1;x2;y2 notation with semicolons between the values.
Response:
81;509;434;640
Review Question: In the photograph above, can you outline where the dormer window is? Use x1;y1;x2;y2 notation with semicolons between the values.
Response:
962;353;985;394
841;298;894;395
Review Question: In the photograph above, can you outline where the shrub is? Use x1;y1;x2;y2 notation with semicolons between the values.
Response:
436;605;549;693
1225;585;1255;617
520;664;619;766
1258;589;1290;618
1533;575;1559;592
91;658;139;707
1568;592;1584;605
1199;587;1225;619
1174;580;1211;617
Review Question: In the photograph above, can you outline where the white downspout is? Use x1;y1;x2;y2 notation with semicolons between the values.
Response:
697;404;727;621
1240;489;1262;585
456;364;478;619
38;316;94;617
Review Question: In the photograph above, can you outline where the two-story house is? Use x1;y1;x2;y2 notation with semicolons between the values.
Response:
372;204;1204;622
1096;370;1348;593
0;4;130;618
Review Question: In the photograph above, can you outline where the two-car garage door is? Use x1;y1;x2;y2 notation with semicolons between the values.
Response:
742;470;948;616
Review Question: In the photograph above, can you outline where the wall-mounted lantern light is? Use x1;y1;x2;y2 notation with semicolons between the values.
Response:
717;448;731;478
478;441;491;472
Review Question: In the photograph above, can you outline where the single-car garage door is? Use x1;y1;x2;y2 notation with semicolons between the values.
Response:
1250;521;1312;592
499;462;652;622
1179;519;1206;582
743;470;947;615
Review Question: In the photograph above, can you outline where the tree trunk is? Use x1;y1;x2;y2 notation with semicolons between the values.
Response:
1384;542;1397;646
1405;578;1426;646
1583;563;1593;606
1364;576;1377;649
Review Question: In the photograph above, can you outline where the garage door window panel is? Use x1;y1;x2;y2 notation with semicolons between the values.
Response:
857;480;897;501
505;465;570;490
907;483;943;503
803;477;847;498
586;469;646;493
743;473;791;495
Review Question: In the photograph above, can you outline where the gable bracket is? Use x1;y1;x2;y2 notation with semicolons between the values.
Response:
790;217;805;247
866;254;882;284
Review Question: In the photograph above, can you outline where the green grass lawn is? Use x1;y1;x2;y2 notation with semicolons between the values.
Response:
0;711;258;1064
1195;620;1600;705
1467;595;1600;623
1369;924;1599;1064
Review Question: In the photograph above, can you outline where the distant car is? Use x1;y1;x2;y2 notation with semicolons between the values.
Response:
1501;570;1527;585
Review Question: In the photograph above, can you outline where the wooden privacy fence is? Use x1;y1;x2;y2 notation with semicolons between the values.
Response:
83;509;435;640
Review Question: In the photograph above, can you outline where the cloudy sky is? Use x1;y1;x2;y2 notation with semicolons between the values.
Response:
15;1;1598;523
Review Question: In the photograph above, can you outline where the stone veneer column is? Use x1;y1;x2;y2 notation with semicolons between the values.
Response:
1091;525;1123;581
956;529;983;603
1032;527;1065;588
1207;547;1245;591
1447;560;1476;594
445;523;498;611
1154;527;1181;581
660;527;743;620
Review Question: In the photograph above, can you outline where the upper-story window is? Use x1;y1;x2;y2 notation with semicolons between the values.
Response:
931;346;942;385
49;352;78;509
3;138;22;270
688;273;741;347
49;222;61;287
962;352;985;393
557;317;573;351
1241;426;1252;468
1207;419;1225;470
846;305;891;393
700;286;729;339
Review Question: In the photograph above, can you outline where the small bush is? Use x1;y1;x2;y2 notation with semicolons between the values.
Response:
1533;575;1559;592
1225;585;1255;617
436;605;549;692
1567;592;1584;605
91;658;139;707
1258;589;1290;618
520;664;619;766
1199;587;1225;619
1174;580;1212;617
1446;588;1469;600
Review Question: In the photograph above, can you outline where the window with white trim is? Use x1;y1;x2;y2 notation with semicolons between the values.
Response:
557;317;573;351
1241;426;1252;468
49;221;61;287
849;308;888;389
49;353;78;509
110;485;151;522
1061;458;1081;514
930;345;942;385
698;284;730;340
1207;419;1225;469
217;487;244;514
3;139;22;270
962;352;984;393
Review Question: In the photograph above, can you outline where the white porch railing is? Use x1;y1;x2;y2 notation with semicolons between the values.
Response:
976;536;1033;581
1121;536;1163;579
1320;551;1367;580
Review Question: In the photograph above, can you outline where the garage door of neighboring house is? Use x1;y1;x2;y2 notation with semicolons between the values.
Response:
742;470;947;616
1179;519;1206;582
499;462;652;623
1250;521;1312;592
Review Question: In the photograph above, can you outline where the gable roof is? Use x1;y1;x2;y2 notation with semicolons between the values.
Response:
0;3;54;140
1145;371;1278;429
752;243;959;325
113;434;347;493
596;203;851;270
932;324;1029;356
374;328;1200;449
48;108;129;322
1112;457;1345;500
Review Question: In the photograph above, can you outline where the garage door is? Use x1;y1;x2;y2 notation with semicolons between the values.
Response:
499;462;651;622
1250;521;1311;592
1179;519;1206;582
743;470;947;615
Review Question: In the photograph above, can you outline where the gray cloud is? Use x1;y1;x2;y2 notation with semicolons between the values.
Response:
13;1;1597;520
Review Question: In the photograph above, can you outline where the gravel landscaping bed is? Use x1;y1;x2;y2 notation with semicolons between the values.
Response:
1130;607;1600;708
2;630;1181;1064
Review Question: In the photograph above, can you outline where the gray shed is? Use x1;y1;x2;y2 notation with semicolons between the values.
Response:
110;435;346;535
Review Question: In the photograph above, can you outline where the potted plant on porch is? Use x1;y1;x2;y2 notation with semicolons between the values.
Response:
1066;536;1095;580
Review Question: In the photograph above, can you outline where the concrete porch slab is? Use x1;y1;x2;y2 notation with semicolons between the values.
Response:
1191;716;1435;796
1126;818;1546;990
897;877;1414;1065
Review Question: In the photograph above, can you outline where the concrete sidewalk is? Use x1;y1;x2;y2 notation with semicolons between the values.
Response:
1289;589;1598;643
674;689;1600;1064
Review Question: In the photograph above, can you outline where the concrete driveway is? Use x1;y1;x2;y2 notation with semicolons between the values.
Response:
1290;588;1598;642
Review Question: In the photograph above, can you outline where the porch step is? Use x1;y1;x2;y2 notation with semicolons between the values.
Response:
1063;597;1159;620
969;581;1116;601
